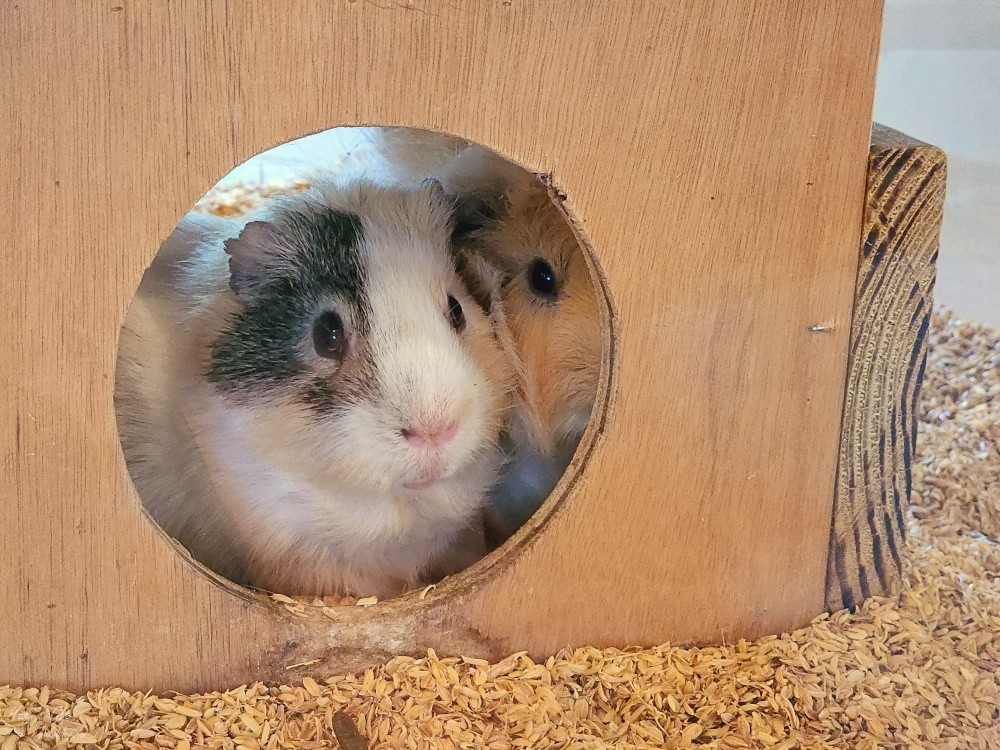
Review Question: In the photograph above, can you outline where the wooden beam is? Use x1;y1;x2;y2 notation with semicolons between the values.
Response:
826;124;947;611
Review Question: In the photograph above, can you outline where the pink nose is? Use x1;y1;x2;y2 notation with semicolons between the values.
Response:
402;420;459;448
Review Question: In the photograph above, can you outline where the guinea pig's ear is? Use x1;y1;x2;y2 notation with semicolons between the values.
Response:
420;176;448;201
423;177;482;240
424;174;500;243
222;220;290;301
453;249;505;317
449;192;506;244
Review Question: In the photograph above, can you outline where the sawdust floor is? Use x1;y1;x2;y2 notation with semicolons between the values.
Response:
2;308;998;749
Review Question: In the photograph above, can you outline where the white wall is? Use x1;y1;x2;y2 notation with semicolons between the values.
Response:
874;0;1000;325
218;127;379;186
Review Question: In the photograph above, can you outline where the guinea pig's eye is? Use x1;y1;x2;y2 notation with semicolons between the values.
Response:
312;310;348;361
446;294;466;332
528;259;558;299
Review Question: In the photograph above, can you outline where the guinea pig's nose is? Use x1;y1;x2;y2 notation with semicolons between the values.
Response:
401;420;459;448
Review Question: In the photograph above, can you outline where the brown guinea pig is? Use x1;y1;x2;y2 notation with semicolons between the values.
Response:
476;180;600;455
431;144;602;544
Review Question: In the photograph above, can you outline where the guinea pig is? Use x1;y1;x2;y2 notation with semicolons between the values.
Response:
115;177;513;598
460;174;602;544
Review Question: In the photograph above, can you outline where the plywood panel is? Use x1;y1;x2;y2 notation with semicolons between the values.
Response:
0;0;883;691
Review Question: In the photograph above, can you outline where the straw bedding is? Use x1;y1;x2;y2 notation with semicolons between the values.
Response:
2;184;998;748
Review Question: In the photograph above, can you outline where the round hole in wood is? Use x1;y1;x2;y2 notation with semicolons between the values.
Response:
113;125;614;616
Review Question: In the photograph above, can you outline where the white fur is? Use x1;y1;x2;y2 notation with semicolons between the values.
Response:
116;181;510;597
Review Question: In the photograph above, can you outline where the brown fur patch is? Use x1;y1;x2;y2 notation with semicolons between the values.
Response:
476;184;601;452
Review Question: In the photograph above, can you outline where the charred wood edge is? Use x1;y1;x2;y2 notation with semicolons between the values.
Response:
825;123;947;612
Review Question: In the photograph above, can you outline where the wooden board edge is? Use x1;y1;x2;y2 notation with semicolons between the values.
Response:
825;123;947;611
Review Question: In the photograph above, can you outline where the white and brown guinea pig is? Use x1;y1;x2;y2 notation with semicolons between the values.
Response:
115;177;513;598
387;138;603;545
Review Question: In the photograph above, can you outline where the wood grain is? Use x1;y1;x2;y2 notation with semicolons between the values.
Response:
826;124;947;611
0;0;882;692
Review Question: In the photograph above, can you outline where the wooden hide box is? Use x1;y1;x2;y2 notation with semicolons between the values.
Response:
0;0;945;692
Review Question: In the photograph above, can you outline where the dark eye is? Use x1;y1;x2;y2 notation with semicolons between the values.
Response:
312;310;348;361
528;259;558;298
447;294;466;332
